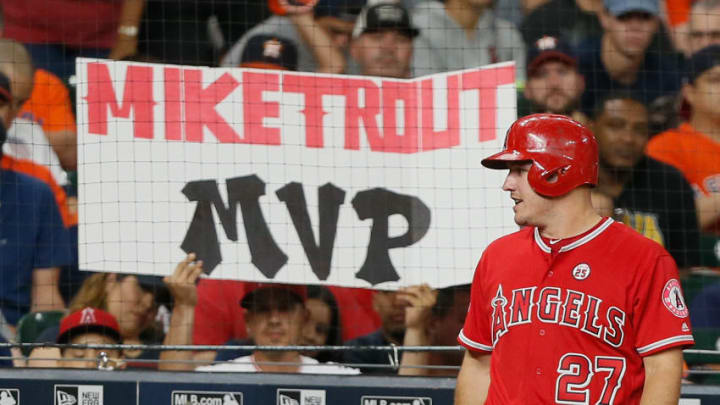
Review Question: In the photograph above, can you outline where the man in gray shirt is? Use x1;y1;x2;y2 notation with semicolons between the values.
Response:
411;0;525;78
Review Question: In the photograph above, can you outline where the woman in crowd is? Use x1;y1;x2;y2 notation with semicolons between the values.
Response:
28;254;203;369
302;285;344;363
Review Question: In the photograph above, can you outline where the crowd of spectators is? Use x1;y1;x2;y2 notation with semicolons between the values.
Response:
0;0;717;378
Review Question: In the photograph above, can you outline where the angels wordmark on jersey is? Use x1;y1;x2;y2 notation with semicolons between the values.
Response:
488;276;691;349
490;284;627;348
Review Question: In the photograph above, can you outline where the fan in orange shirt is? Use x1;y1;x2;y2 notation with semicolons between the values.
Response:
18;67;77;171
647;45;720;234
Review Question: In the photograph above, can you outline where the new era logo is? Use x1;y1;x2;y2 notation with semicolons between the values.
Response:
279;395;299;405
277;389;325;405
56;390;77;405
55;385;102;405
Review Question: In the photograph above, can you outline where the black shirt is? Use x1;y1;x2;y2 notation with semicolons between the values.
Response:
342;329;397;375
614;156;700;268
138;0;269;66
577;38;684;127
521;0;602;49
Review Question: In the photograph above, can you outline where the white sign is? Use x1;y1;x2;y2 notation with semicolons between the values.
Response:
76;59;517;289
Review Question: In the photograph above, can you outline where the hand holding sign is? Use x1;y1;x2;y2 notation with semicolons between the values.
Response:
399;284;438;330
164;253;204;308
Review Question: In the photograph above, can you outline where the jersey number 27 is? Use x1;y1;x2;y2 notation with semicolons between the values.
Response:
556;353;626;405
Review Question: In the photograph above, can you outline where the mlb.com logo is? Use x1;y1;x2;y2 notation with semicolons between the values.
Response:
277;389;325;405
171;390;243;405
361;396;432;405
0;389;19;405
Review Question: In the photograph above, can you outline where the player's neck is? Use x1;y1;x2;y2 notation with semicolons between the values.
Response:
538;194;603;240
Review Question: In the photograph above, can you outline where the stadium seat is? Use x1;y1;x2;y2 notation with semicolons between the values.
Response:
15;311;64;356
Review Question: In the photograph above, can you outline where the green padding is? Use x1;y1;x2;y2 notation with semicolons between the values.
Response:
681;271;720;310
699;233;720;268
15;311;64;357
685;328;720;384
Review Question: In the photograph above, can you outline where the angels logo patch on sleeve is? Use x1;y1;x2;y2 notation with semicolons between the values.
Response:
662;279;688;318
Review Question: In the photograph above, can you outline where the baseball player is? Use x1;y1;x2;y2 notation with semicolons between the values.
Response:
455;114;694;404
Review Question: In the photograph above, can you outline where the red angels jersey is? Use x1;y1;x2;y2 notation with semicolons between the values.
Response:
458;218;694;405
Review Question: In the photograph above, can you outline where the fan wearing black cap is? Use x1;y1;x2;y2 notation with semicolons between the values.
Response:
196;283;358;374
350;1;418;78
523;36;588;124
222;0;359;73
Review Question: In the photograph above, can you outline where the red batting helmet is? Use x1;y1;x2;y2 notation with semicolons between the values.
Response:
481;114;598;197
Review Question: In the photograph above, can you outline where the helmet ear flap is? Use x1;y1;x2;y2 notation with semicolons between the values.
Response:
527;162;572;197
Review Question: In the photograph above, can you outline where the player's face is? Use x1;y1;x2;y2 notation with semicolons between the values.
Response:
601;11;659;58
245;302;307;347
593;98;649;170
689;7;720;54
684;65;720;121
524;61;585;114
351;30;413;78
502;162;554;227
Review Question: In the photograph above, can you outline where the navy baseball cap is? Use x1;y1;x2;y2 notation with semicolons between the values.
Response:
526;36;577;77
686;45;720;83
352;2;419;39
240;35;298;71
604;0;659;16
315;0;366;21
